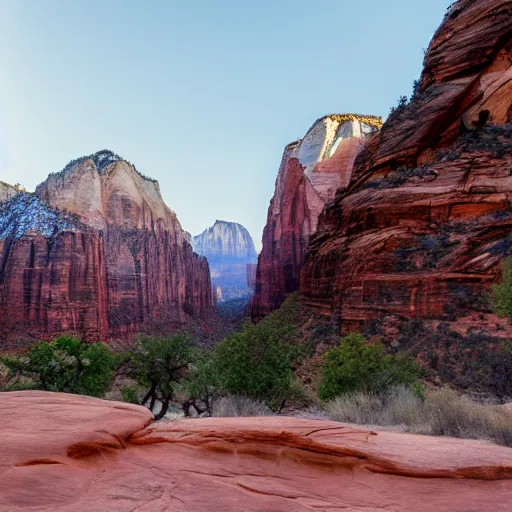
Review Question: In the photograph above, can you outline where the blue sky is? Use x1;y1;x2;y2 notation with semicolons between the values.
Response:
0;0;452;249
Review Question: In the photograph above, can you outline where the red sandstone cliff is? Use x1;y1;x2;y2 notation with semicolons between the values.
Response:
301;0;512;334
251;115;382;320
0;151;214;346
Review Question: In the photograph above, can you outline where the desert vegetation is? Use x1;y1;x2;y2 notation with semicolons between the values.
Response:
1;335;115;396
326;386;512;447
2;286;512;446
0;298;303;417
318;333;424;401
492;257;512;318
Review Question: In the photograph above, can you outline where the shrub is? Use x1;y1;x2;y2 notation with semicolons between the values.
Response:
326;386;512;447
211;395;273;417
326;386;422;425
128;334;192;419
1;336;115;397
214;320;300;411
492;257;512;318
318;333;424;401
423;388;512;446
120;385;140;404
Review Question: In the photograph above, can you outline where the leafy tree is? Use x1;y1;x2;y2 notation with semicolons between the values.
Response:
492;258;512;318
214;320;300;411
1;336;115;397
129;334;192;420
318;333;424;401
181;351;221;416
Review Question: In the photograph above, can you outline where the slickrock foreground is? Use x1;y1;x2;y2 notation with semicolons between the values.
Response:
1;391;512;511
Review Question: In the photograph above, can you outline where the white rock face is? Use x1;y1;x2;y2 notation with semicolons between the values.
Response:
250;113;382;319
298;116;380;177
35;151;184;239
268;115;382;223
192;221;258;263
0;182;17;203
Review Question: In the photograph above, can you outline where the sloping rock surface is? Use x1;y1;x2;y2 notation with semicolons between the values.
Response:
1;391;512;511
301;0;512;333
0;151;214;345
251;115;382;320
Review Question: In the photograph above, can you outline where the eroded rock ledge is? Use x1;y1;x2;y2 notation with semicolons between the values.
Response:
1;391;511;511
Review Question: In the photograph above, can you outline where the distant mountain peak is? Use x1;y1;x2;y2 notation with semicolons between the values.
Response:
193;221;257;262
192;220;258;302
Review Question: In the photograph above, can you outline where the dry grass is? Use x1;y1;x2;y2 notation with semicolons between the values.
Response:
326;386;512;447
211;395;273;417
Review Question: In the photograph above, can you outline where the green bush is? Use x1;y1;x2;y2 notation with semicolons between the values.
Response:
492;257;512;318
318;333;424;401
214;320;300;411
120;385;140;404
1;336;115;397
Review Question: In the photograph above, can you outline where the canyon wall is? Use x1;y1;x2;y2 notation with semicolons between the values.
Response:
0;151;214;346
301;0;512;334
251;114;382;320
192;220;257;301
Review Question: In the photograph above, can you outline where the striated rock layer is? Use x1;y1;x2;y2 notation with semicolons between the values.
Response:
301;0;512;333
251;114;382;320
192;220;258;301
2;391;512;511
0;151;214;345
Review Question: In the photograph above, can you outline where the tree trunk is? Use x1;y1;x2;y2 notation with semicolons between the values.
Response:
141;382;157;406
155;399;170;420
148;392;157;412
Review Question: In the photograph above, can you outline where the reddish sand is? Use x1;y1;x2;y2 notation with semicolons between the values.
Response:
1;391;512;511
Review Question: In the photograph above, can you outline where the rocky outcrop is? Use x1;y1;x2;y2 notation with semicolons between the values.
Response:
301;0;512;334
192;220;258;301
0;151;214;345
2;391;512;511
251;114;382;320
0;181;17;203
